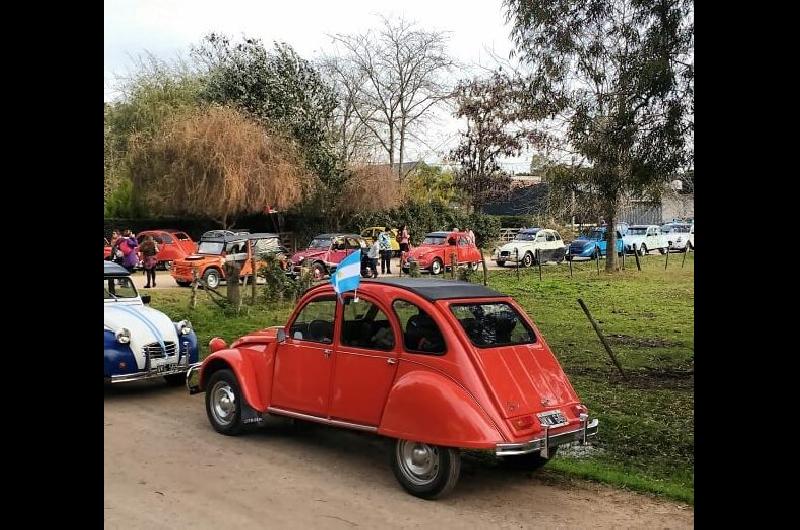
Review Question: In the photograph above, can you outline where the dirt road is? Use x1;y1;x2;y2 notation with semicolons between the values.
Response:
104;381;693;529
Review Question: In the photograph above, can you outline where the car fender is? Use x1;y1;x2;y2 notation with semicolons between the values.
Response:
378;367;503;449
200;345;276;412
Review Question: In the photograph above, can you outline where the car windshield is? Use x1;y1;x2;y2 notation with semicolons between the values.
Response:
672;225;691;233
627;227;648;235
450;302;536;348
515;231;539;241
422;235;447;245
309;237;332;249
104;277;138;300
197;241;224;254
586;229;605;240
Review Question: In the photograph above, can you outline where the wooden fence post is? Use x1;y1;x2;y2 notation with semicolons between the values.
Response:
633;244;642;272
536;249;542;281
480;249;488;286
190;269;198;309
577;298;627;380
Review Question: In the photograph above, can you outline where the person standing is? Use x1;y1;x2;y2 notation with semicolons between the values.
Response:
140;235;159;288
367;238;380;278
378;227;393;275
466;227;475;244
120;230;140;273
399;225;410;253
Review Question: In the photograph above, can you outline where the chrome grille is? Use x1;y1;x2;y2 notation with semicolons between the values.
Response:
143;341;177;359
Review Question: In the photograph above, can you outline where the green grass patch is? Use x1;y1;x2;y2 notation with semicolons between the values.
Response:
147;252;694;503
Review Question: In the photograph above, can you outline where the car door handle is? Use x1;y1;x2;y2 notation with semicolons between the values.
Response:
387;358;397;365
323;349;332;358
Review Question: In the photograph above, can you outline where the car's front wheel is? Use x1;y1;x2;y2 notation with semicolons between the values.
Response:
205;369;244;436
203;268;221;289
522;251;534;268
391;439;461;500
430;259;443;275
312;263;326;281
639;244;648;255
501;446;558;471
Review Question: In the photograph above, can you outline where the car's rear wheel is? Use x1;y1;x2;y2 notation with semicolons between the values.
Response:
430;259;443;275
658;247;667;255
203;268;221;289
640;244;648;255
391;439;461;500
501;446;559;471
205;369;244;436
687;241;693;251
163;373;185;386
161;260;173;271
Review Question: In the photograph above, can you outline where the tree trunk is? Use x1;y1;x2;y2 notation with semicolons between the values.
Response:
388;126;395;170
605;207;619;272
398;118;406;180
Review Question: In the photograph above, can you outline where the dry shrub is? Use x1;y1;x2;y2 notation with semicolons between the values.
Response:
129;105;312;227
339;164;401;214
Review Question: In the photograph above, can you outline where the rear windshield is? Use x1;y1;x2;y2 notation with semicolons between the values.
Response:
450;302;537;348
422;235;447;245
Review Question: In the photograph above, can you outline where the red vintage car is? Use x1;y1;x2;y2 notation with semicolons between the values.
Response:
289;233;366;280
136;229;198;270
187;278;598;499
402;231;482;275
104;238;112;260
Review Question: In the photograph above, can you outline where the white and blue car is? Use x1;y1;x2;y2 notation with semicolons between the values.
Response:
104;261;199;385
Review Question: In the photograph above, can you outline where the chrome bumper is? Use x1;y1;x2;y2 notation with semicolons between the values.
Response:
496;417;599;457
109;364;190;384
186;362;203;394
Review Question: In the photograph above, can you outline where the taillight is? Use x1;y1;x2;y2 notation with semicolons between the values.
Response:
509;415;535;432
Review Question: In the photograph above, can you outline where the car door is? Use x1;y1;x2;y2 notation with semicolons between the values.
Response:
552;231;566;260
329;237;347;265
457;236;471;264
329;295;400;426
543;231;558;260
271;296;338;417
345;237;361;258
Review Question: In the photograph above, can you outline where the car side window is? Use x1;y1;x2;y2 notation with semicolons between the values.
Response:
392;300;446;355
340;298;395;351
458;237;469;246
546;233;556;242
536;233;547;242
333;238;347;250
159;233;174;244
174;232;190;240
346;237;361;249
289;297;337;344
554;232;562;241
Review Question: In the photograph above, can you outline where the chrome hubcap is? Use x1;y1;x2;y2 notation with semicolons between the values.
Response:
210;381;236;426
207;273;219;288
432;261;441;274
397;440;439;486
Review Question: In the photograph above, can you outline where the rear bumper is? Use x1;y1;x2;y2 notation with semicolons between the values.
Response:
495;417;599;457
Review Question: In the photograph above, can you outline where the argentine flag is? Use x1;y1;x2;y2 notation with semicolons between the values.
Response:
331;249;361;296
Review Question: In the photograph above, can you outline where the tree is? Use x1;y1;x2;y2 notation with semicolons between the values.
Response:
328;16;456;179
192;35;341;190
127;106;310;228
105;53;204;202
504;0;694;271
450;74;527;211
402;163;461;206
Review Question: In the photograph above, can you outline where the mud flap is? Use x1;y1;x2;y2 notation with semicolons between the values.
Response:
241;402;264;425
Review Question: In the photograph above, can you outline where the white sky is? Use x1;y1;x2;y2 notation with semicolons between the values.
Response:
104;0;533;169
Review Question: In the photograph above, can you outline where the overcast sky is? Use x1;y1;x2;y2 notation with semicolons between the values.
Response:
104;0;532;168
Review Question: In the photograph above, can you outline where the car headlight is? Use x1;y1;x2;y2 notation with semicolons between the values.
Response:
178;319;193;335
115;327;131;344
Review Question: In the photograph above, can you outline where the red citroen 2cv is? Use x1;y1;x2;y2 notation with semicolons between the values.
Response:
187;278;598;499
402;231;483;275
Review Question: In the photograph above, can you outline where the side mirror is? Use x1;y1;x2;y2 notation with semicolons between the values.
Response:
277;327;287;343
141;294;151;305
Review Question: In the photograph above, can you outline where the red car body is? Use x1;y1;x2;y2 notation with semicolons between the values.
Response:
187;278;598;499
289;233;366;280
104;238;112;260
136;230;197;270
403;231;482;275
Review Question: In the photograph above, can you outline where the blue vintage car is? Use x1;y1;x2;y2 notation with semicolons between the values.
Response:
104;261;199;384
566;227;626;260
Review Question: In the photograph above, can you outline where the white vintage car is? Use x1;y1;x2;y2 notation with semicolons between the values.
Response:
661;223;694;251
104;261;200;384
493;228;567;267
624;225;669;254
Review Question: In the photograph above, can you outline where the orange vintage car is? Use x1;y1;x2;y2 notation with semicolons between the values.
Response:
171;232;286;288
136;229;198;270
187;278;598;499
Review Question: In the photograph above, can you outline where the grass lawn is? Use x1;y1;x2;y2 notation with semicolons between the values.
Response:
150;252;694;504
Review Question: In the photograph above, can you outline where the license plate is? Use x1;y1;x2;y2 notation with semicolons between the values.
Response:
537;410;568;427
156;364;175;374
